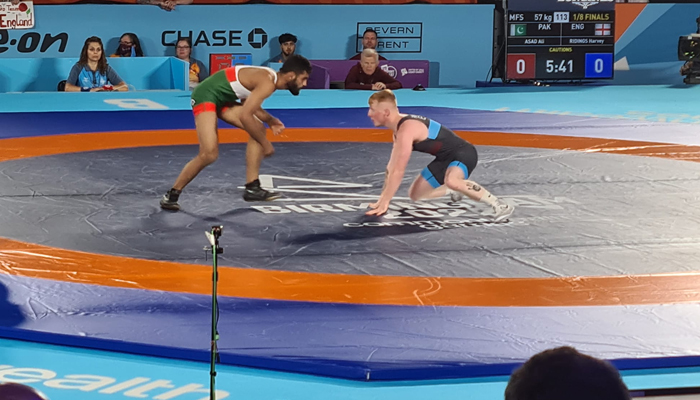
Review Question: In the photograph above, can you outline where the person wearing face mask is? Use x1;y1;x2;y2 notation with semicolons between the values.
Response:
344;49;401;91
65;36;128;92
175;37;208;89
111;33;144;58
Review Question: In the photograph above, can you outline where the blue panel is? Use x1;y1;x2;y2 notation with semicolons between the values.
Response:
420;167;440;188
615;4;684;64
585;53;613;79
0;338;512;400
2;4;493;87
0;57;188;92
448;160;469;178
427;119;441;139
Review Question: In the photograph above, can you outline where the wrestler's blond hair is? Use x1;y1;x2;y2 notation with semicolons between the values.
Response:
368;89;397;107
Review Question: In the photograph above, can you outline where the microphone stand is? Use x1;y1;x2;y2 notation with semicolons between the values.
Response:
204;226;224;400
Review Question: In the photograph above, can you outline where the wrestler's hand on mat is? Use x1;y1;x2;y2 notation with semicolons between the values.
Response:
366;201;389;216
270;119;285;136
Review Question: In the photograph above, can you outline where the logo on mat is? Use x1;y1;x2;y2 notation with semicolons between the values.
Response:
243;175;579;231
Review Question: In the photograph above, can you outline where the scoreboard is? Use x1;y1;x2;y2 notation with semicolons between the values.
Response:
505;0;615;81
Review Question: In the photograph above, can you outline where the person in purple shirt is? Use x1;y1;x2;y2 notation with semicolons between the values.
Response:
344;49;401;91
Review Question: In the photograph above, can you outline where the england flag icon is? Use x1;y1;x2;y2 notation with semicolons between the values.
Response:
595;23;611;36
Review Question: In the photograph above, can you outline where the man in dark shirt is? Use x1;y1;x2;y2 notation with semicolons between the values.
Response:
344;49;402;91
267;33;297;65
350;28;387;61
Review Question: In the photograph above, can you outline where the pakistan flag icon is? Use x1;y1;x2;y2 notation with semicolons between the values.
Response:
510;24;526;36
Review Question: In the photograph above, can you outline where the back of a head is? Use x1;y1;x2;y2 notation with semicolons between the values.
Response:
504;347;631;400
279;54;312;75
0;382;50;400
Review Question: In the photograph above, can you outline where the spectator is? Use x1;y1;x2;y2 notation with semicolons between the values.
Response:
111;33;144;58
505;346;631;400
344;49;401;91
0;382;49;399
350;28;386;61
65;36;128;92
175;37;208;89
266;33;298;65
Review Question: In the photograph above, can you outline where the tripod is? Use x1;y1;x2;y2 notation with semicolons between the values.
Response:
205;226;224;400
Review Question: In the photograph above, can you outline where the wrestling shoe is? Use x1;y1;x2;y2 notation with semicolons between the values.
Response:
160;188;181;211
492;199;514;222
449;190;464;203
243;181;281;202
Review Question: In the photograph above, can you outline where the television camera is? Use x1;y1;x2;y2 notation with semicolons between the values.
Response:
678;16;700;84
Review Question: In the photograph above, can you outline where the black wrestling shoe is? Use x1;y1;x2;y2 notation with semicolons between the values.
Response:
160;188;181;211
243;180;281;202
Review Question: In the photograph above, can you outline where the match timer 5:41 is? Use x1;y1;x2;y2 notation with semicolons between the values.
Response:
505;0;615;82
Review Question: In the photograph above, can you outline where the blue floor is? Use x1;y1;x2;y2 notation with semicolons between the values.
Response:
3;337;700;400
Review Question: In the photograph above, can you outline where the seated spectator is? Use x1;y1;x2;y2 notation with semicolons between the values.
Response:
175;37;208;89
350;28;386;61
64;36;128;92
111;33;144;58
505;346;631;400
344;49;401;91
0;382;50;399
266;33;298;65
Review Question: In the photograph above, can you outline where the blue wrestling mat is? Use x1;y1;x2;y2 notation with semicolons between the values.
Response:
2;88;700;398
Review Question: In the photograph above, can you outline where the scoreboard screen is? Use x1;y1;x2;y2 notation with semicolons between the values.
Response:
505;0;615;81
